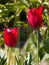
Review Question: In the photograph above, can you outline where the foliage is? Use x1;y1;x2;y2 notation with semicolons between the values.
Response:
0;56;6;65
0;0;49;65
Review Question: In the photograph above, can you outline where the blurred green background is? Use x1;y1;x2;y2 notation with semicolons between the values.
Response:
0;0;49;65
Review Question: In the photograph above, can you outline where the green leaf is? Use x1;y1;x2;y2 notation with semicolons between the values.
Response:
24;53;32;65
0;32;3;47
43;38;49;53
0;56;7;65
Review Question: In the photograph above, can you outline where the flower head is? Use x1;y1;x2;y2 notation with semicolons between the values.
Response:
27;6;43;29
3;27;18;47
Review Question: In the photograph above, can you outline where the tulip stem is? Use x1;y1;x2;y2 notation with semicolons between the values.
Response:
7;47;12;65
37;30;39;65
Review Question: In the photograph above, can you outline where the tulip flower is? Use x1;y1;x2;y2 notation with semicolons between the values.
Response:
3;27;18;47
27;6;43;29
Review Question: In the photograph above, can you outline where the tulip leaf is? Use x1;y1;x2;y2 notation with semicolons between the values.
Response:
24;53;32;65
0;56;7;65
43;38;49;53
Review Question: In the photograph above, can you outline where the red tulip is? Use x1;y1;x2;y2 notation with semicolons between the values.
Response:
3;27;18;47
27;6;43;29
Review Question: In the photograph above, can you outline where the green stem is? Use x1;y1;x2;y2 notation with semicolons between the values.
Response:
36;30;39;65
7;47;12;65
